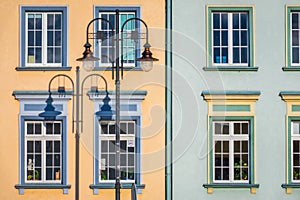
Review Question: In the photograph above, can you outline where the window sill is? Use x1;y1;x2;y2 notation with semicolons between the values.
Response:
281;183;300;194
203;183;259;194
93;67;143;71
203;66;259;71
282;66;300;71
90;183;145;194
15;183;71;195
16;66;72;71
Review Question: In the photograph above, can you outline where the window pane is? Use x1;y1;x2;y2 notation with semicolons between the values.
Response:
47;48;54;63
35;14;42;29
241;48;248;63
213;48;220;63
35;48;42;63
27;141;33;153
35;123;42;135
101;141;108;152
221;48;228;63
213;31;220;46
221;13;228;29
233;13;239;29
292;13;299;29
221;31;228;46
46;141;53;152
292;48;299;63
213;13;220;29
241;30;248;46
55;47;61;63
233;31;239;46
55;31;62;46
240;13;248;29
46;123;53;134
54;141;60;153
55;14;62;29
292;31;299;46
47;14;54;29
294;141;300;153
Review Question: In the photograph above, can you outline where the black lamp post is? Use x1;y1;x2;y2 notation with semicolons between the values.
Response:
76;9;158;200
39;67;113;200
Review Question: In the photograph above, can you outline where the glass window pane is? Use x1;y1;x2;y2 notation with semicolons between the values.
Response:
292;48;299;63
221;48;228;63
242;123;249;134
35;48;42;63
233;31;239;46
47;48;54;63
35;14;42;29
213;48;220;63
28;31;34;46
35;154;41;167
221;13;228;29
35;123;42;135
28;15;34;29
221;31;228;46
223;168;229;180
27;141;33;153
241;48;248;63
213;13;220;29
46;154;53;166
55;31;61;46
46;168;53;180
292;30;299;46
294;141;300;153
55;47;61;63
35;31;42;46
47;14;54;29
234;123;241;134
120;140;127;152
35;141;41;152
292;13;299;29
54;123;61;135
120;123;127;134
215;168;221;180
109;141;115;152
46;141;53;152
27;123;34;135
46;123;53;134
241;30;248;46
233;13;239;29
240;13;248;29
101;141;108;152
213;31;220;46
54;141;60;153
223;141;229;153
55;14;62;29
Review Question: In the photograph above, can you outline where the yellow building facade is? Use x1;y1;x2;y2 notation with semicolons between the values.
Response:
0;0;165;200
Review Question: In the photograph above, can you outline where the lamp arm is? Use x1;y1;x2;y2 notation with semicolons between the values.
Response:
121;17;149;44
85;17;115;44
80;73;109;132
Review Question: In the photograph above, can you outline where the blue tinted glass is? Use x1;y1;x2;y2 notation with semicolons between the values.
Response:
47;48;54;63
233;31;239;46
47;31;53;46
241;48;248;63
221;14;228;29
241;31;248;46
121;14;127;28
240;13;248;29
292;30;299;46
221;31;228;46
213;48;220;63
55;14;62;29
213;13;220;29
213;31;220;46
222;48;228;63
28;15;34;29
292;48;299;63
28;31;34;46
55;47;61;63
47;14;54;29
109;14;115;29
35;15;42;29
233;13;239;29
55;31;61;46
101;14;108;29
233;48;240;63
35;48;42;63
36;31;42;46
292;13;299;29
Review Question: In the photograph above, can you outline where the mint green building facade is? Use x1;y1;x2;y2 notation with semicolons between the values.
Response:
166;0;300;199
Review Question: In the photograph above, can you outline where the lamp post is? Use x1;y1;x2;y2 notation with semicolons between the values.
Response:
76;9;158;200
39;67;113;200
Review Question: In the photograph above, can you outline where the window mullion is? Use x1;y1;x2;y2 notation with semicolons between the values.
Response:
228;13;233;65
42;13;47;65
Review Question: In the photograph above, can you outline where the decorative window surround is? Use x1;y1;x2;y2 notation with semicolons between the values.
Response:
18;6;70;70
202;90;260;194
280;91;300;194
205;6;257;71
88;90;147;194
13;90;72;195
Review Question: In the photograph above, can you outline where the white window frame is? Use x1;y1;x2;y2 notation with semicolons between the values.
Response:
98;120;136;183
25;121;62;183
291;11;300;66
212;12;249;66
291;121;300;182
25;12;62;67
213;121;249;183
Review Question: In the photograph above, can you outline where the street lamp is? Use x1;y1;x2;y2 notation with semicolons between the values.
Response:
39;67;113;200
76;9;158;200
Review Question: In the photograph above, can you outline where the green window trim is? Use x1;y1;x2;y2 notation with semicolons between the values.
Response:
212;105;251;112
285;6;300;68
287;116;300;184
206;6;255;70
207;116;256;185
